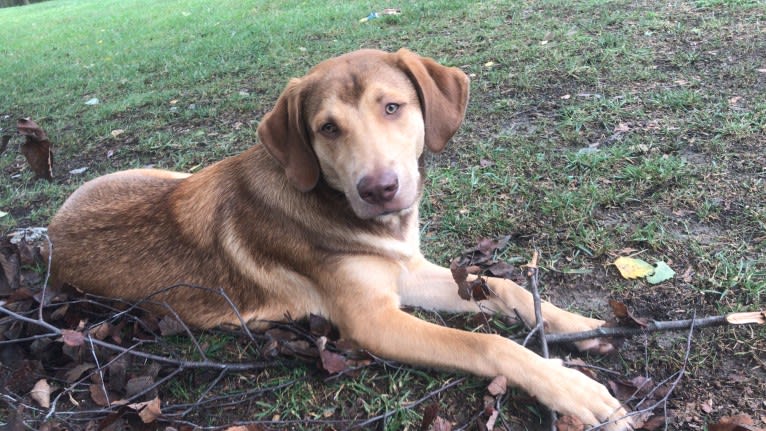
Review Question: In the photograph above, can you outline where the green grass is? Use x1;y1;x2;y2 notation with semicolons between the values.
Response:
2;0;765;429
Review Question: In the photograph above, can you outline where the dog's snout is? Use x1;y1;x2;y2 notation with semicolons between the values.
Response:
357;171;399;205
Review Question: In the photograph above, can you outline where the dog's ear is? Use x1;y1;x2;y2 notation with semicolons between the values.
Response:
257;78;320;192
395;48;470;153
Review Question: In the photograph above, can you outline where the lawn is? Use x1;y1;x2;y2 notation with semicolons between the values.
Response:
1;0;764;430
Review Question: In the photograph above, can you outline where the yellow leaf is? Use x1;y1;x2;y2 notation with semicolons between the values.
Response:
614;256;654;279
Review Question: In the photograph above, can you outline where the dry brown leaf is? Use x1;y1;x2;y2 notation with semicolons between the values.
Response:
609;300;649;327
158;315;185;336
64;362;95;383
0;239;21;293
485;408;499;430
709;414;764;431
29;379;51;408
17;118;53;181
60;329;85;347
129;396;162;423
555;415;585;431
487;375;507;396
89;383;110;407
432;416;453;431
316;336;349;374
88;322;111;340
125;375;155;397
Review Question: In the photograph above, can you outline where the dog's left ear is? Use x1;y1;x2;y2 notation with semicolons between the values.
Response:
395;48;470;153
257;78;321;192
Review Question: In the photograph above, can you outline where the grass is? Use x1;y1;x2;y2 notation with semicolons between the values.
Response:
1;0;765;429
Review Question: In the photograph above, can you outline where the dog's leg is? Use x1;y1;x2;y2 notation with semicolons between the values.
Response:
330;256;632;431
401;256;615;353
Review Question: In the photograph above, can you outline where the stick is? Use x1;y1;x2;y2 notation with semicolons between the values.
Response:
540;311;764;344
522;250;556;430
522;250;548;357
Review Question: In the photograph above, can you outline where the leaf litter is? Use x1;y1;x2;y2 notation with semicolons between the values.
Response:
1;229;764;429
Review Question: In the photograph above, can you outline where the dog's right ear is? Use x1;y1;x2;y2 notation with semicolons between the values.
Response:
257;78;320;192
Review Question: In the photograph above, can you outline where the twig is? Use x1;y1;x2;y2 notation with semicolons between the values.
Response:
540;312;760;344
0;304;268;371
522;250;548;357
522;249;556;430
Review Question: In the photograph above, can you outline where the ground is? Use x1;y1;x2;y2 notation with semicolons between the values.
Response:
1;0;764;430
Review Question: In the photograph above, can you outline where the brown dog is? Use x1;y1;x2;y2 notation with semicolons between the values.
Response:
48;49;632;430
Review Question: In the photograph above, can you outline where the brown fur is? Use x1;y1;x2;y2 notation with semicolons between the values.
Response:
48;49;632;429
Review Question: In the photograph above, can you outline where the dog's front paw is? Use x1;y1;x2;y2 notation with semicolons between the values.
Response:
548;314;617;354
531;359;633;431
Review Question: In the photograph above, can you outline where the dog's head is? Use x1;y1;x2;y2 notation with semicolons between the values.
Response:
257;49;470;220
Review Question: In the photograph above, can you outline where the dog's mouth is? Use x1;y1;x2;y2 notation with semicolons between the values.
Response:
351;197;416;220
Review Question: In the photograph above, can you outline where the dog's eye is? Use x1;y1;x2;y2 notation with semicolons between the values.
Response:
385;103;400;115
320;122;339;136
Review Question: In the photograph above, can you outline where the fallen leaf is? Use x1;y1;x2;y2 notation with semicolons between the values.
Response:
487;375;507;396
89;383;111;407
608;376;654;401
0;239;21;292
125;375;155;397
647;261;675;284
476;236;510;255
614;122;630;133
88;322;112;340
613;256;654;279
30;379;51;408
316;336;349;374
129;396;161;423
556;415;585;431
609;300;649;327
432;416;453;431
17;118;53;180
729;96;743;106
110;129;125;138
420;403;439;431
701;398;714;414
64;363;95;383
158;315;185;336
486;262;514;278
485;408;499;430
60;329;85;347
637;414;667;431
708;414;764;431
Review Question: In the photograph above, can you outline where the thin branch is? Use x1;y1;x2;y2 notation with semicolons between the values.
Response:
541;313;742;344
0;303;268;371
522;249;556;431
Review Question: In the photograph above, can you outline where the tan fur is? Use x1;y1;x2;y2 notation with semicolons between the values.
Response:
48;49;632;430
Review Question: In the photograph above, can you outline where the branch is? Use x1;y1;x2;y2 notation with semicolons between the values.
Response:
522;249;556;431
0;302;269;371
541;311;764;344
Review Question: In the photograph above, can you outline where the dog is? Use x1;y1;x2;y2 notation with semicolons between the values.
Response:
48;49;632;430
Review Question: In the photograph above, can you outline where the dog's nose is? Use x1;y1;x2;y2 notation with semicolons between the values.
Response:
357;171;399;205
